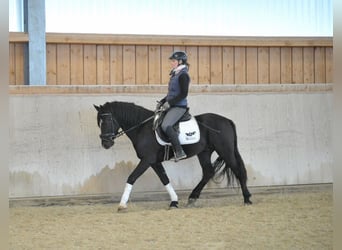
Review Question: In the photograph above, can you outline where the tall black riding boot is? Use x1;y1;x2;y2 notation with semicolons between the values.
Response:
165;127;187;162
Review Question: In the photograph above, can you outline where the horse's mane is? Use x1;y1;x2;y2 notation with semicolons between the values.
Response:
103;101;154;125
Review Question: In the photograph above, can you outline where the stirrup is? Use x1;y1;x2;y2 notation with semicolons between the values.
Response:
174;150;187;162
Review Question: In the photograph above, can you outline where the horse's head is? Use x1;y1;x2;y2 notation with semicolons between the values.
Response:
94;104;120;149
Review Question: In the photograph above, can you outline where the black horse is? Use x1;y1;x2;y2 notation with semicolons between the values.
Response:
94;101;252;211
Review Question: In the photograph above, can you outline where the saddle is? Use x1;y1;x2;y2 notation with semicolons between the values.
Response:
153;108;200;146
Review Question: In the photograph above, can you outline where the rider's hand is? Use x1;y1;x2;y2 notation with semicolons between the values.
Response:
162;102;170;110
156;101;163;110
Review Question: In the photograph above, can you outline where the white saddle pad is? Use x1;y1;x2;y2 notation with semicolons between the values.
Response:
155;117;200;146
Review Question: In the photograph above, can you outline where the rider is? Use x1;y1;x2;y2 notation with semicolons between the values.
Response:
158;51;190;162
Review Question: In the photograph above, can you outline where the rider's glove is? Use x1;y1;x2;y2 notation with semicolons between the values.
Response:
162;102;170;110
156;100;164;110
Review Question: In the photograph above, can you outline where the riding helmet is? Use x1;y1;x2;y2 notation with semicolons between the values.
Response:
169;51;187;64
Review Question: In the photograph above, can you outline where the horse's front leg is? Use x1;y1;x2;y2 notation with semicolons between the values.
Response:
151;162;178;209
118;160;150;212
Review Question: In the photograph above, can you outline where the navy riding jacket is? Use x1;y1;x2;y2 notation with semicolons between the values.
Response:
165;67;190;107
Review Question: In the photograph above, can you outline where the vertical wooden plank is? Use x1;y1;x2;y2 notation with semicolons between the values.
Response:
97;45;110;85
210;47;222;84
9;43;15;85
269;47;280;83
123;45;136;84
258;47;269;84
234;47;246;84
222;47;234;84
46;44;57;85
70;44;84;84
325;47;333;83
303;47;314;83
173;46;186;52
161;46;173;84
56;44;70;85
135;45;148;84
148;45;161;84
84;45;97;85
314;47;326;83
15;43;25;85
246;47;258;84
110;45;123;84
198;46;210;84
292;47;304;83
280;47;292;83
186;46;198;84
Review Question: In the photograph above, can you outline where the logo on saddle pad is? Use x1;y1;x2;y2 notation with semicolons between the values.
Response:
155;117;200;146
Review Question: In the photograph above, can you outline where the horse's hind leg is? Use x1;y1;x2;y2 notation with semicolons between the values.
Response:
187;149;214;206
151;162;179;209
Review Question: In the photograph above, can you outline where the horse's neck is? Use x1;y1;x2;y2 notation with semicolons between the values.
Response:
113;112;132;131
112;104;137;131
111;102;153;131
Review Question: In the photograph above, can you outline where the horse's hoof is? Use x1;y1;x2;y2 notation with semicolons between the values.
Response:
117;205;128;212
244;200;253;205
169;201;178;209
186;198;197;207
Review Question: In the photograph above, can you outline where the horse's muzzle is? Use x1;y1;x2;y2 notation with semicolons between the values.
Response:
101;139;114;149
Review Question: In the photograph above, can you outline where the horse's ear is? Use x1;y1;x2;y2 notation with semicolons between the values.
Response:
94;104;100;111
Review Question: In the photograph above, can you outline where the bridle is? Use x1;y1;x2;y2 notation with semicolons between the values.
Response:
99;112;154;142
99;113;119;142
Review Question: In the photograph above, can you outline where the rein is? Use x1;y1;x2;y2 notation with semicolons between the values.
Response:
113;115;154;139
100;112;154;141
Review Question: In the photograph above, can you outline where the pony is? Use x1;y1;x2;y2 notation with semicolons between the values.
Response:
94;101;252;211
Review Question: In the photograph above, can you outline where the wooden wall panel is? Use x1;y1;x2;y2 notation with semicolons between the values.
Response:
97;45;110;85
235;47;246;84
173;46;186;52
161;46;173;84
198;47;210;84
258;47;269;84
222;47;234;84
83;45;97;85
9;43;15;85
292;47;303;83
325;47;333;83
46;44;57;85
9;34;333;86
148;46;161;84
70;44;84;84
304;47;314;83
56;44;70;84
123;45;136;84
15;43;25;85
136;45;148;84
270;47;280;83
246;47;258;84
281;47;292;83
186;46;198;84
110;45;123;84
314;47;326;83
210;47;222;84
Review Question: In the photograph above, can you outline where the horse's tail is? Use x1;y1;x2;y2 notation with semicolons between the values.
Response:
212;119;246;187
212;156;237;186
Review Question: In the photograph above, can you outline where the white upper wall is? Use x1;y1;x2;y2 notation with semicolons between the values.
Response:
9;0;333;36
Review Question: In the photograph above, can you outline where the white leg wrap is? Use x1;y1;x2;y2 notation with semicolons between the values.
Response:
165;183;178;201
119;183;133;207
